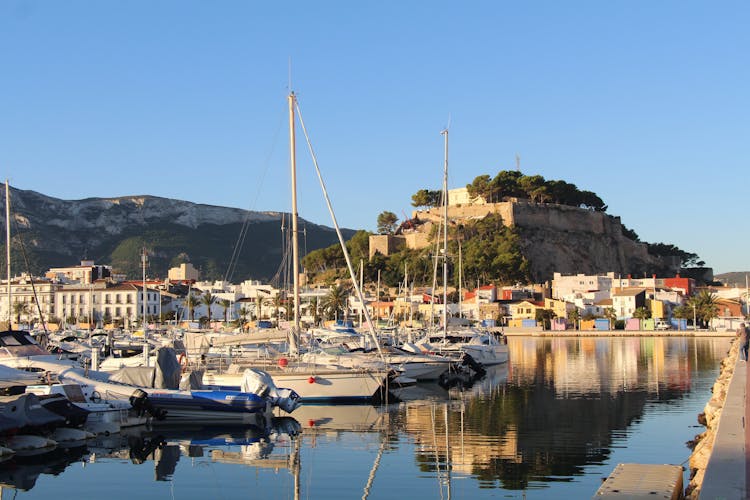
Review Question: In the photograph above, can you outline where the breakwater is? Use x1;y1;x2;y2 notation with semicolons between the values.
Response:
685;336;744;499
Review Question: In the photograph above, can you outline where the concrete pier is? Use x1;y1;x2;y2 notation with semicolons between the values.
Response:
693;342;746;499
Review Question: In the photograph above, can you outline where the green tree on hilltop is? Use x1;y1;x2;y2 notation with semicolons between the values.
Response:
411;189;442;208
376;211;399;235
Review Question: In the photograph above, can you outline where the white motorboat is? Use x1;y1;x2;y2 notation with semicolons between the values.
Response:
0;330;301;425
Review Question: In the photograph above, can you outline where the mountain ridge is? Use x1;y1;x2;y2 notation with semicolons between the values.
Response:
1;186;354;282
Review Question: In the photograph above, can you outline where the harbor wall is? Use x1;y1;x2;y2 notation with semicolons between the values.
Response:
685;337;745;499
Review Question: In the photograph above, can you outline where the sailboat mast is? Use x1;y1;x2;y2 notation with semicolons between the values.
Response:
441;129;448;337
288;91;300;354
5;180;11;326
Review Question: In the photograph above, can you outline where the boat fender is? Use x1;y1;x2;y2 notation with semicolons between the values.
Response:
308;376;316;384
178;353;188;372
129;389;167;420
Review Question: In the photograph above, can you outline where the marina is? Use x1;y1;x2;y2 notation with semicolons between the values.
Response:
0;335;732;498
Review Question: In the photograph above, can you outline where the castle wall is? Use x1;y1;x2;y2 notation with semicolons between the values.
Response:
368;234;406;259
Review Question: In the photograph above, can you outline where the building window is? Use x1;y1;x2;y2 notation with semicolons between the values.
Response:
116;294;121;304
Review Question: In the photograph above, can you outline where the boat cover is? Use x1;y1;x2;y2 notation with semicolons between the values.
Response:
0;393;65;432
0;364;43;390
108;347;182;389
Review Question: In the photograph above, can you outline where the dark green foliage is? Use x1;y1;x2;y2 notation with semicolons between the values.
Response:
456;214;530;284
621;224;640;241
304;213;530;287
376;211;398;234
465;170;607;210
411;189;442;208
647;243;703;267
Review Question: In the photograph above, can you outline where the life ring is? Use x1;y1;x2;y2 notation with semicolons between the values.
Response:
90;391;102;403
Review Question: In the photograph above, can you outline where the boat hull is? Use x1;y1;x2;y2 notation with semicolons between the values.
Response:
204;369;390;403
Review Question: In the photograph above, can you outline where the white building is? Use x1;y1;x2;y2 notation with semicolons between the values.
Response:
551;272;616;299
167;262;200;281
56;283;162;327
45;260;111;285
447;187;485;206
0;276;57;327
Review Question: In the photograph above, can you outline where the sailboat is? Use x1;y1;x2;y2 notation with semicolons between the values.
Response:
199;91;394;403
413;130;509;367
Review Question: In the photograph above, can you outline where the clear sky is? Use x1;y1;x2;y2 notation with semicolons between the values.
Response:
1;1;747;274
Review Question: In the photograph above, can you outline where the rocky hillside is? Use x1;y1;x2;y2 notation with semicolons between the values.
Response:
412;200;683;282
1;186;353;282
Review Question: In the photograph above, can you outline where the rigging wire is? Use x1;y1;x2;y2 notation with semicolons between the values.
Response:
294;99;385;359
8;193;49;335
223;105;286;283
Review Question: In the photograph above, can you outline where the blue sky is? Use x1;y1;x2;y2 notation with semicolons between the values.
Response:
1;1;747;274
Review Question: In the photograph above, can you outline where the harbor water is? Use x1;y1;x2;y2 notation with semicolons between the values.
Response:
1;336;732;499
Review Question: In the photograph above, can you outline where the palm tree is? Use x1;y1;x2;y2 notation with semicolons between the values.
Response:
633;307;651;320
12;302;28;326
218;299;231;324
689;290;719;329
201;292;217;324
185;294;198;321
239;306;249;324
309;297;321;326
272;294;284;322
604;307;617;330
321;284;349;321
255;292;264;320
567;308;581;330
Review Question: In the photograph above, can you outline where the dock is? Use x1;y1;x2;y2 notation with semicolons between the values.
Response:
593;463;683;499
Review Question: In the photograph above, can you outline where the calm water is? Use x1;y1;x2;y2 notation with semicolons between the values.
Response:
1;336;732;499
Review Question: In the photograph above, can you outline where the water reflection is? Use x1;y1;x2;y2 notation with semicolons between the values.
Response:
0;337;732;498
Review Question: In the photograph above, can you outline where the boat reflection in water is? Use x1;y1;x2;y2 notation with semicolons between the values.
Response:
0;416;302;492
0;337;732;499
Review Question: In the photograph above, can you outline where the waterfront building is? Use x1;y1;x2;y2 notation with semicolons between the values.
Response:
167;262;200;282
56;282;161;328
45;260;111;284
0;275;57;327
508;300;545;320
611;288;647;320
544;297;576;321
551;272;616;299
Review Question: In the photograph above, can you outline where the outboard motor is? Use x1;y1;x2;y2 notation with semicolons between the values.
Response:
241;369;302;414
129;389;167;420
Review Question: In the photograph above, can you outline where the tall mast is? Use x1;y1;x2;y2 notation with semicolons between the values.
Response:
441;129;449;338
5;180;11;326
142;247;147;329
288;91;300;355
